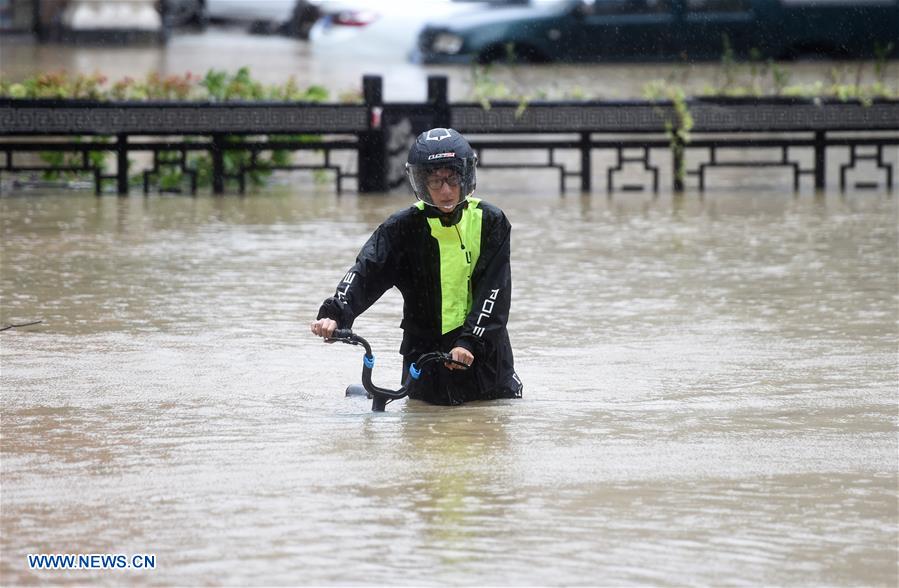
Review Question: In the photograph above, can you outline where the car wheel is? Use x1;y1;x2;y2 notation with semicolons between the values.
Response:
281;1;321;40
164;0;204;27
195;0;209;30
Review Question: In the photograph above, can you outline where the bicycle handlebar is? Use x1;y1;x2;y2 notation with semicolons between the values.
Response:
325;329;468;412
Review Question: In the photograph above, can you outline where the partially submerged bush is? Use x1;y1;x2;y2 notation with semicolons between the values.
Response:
0;67;343;191
0;67;335;103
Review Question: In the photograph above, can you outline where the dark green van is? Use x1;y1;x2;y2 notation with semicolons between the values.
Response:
416;0;899;63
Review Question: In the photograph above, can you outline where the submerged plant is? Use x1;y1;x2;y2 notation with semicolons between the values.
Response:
770;61;791;96
719;34;738;94
874;41;894;84
748;48;767;96
469;65;514;110
38;136;110;182
643;80;694;187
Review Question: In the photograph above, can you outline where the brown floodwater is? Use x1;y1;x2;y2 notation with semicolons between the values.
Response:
1;22;898;587
1;172;896;585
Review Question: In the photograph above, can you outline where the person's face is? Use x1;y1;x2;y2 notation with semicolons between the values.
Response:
425;168;462;212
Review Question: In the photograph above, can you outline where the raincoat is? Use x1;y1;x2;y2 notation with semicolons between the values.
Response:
317;198;523;405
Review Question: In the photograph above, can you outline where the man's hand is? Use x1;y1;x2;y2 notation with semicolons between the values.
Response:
310;318;338;342
446;346;474;370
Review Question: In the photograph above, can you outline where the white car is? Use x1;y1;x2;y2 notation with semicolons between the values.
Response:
203;0;297;24
164;0;321;37
309;0;497;62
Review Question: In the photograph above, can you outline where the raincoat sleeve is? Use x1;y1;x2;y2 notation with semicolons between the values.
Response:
454;209;512;356
316;223;397;329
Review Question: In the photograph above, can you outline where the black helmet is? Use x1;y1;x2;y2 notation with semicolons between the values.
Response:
405;128;478;212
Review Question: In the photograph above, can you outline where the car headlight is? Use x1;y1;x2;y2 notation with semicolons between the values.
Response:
431;33;463;55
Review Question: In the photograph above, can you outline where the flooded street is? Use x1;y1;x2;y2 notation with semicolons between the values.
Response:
2;17;898;585
1;178;896;585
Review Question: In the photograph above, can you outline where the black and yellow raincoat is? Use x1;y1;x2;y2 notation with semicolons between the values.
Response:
317;198;523;405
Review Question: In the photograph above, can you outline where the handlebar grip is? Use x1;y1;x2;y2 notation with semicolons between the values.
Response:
330;328;354;340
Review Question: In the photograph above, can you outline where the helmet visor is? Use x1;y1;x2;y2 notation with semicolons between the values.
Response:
406;158;476;207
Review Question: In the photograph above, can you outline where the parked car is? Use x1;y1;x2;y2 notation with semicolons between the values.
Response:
417;0;899;64
162;0;321;38
309;0;503;61
204;0;296;25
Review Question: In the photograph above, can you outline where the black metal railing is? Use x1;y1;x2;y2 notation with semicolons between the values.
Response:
1;75;897;195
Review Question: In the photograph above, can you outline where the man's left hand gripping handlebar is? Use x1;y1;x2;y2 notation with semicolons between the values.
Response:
311;318;338;341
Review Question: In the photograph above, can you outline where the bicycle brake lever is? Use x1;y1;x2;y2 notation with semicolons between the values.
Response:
440;353;470;370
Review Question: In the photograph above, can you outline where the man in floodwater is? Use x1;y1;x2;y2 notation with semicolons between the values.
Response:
311;128;523;405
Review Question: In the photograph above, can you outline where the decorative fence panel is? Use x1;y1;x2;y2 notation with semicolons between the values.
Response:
1;75;896;195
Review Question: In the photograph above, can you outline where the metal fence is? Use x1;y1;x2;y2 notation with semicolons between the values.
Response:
1;75;897;195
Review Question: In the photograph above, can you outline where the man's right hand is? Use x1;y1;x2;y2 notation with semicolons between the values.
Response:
310;318;338;341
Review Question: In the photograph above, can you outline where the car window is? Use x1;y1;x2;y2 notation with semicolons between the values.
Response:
585;0;673;15
685;0;752;13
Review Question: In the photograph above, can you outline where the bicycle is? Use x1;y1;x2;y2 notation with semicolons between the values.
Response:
326;329;469;412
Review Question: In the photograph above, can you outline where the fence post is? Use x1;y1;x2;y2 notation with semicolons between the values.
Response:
814;131;826;190
116;133;128;195
211;133;225;195
580;132;591;191
428;75;450;128
357;75;387;193
673;136;685;192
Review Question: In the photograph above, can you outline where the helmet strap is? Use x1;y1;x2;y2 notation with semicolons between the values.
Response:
439;204;466;227
419;198;469;226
